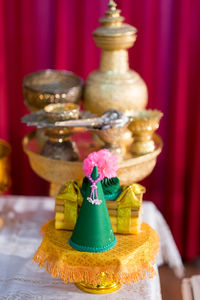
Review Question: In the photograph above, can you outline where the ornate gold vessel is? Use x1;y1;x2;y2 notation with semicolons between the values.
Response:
84;0;148;115
23;69;83;112
0;140;11;194
128;110;163;155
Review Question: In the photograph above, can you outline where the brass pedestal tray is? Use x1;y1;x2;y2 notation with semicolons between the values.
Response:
33;220;159;294
22;130;162;196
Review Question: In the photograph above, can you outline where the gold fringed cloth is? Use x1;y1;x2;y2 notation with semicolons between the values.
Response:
33;220;160;285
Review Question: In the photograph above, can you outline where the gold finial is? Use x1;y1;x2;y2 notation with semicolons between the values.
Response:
105;0;121;19
108;0;117;11
97;0;126;27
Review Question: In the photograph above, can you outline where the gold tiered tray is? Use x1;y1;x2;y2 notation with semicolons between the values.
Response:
33;220;160;294
22;130;162;196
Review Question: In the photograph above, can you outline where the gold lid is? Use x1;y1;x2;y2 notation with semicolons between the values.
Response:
99;0;124;26
93;0;137;37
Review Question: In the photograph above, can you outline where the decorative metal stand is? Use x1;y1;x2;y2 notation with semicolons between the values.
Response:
21;2;163;196
22;1;163;294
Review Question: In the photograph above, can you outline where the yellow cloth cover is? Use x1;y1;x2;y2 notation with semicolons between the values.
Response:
33;220;160;285
55;182;145;234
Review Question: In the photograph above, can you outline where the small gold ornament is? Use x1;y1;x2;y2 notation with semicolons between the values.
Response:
128;110;163;155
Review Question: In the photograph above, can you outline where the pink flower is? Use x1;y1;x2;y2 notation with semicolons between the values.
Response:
83;149;118;180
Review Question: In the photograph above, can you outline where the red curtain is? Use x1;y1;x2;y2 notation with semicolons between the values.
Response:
0;0;200;259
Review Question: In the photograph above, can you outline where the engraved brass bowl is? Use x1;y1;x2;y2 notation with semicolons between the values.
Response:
22;130;162;196
23;70;83;112
0;140;11;194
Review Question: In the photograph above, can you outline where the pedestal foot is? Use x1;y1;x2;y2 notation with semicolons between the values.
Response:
75;281;121;294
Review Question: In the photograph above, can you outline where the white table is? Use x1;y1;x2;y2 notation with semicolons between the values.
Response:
0;196;184;300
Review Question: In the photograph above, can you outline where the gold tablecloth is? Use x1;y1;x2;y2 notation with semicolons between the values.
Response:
33;220;160;285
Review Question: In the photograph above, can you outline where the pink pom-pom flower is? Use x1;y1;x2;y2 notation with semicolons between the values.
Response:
83;149;118;180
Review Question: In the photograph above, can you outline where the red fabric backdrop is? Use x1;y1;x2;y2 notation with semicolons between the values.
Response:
0;0;200;260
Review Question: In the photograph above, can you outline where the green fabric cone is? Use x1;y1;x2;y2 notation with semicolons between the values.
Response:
69;166;116;252
101;177;121;200
81;176;121;201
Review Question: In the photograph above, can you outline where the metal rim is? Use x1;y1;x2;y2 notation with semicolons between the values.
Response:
23;69;83;94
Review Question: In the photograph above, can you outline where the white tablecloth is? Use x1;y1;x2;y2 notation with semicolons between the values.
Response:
0;196;184;300
182;275;200;300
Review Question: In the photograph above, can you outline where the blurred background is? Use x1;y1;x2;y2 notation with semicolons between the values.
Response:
0;0;199;260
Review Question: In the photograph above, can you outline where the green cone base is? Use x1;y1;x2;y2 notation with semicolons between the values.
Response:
69;167;116;253
69;236;116;253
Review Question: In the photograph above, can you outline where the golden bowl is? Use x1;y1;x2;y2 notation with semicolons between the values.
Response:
44;103;80;123
128;109;163;133
23;69;83;112
93;126;133;156
0;140;11;194
22;131;162;196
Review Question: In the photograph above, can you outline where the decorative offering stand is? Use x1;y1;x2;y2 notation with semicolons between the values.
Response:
33;149;160;294
21;0;163;294
33;221;159;294
22;1;163;197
